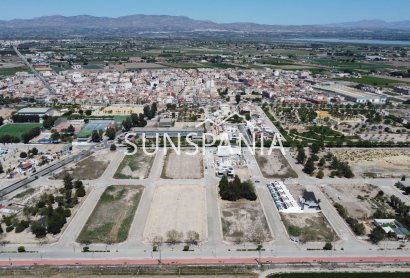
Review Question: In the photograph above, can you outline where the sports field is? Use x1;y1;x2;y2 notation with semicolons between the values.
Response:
0;123;42;138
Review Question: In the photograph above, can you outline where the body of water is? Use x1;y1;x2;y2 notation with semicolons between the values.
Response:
288;38;410;45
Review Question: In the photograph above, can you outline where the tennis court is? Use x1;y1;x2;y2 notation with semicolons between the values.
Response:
77;120;114;138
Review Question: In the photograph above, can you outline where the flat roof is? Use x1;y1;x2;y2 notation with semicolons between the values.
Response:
17;107;51;114
316;84;386;100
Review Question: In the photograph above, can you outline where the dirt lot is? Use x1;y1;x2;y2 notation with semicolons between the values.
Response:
255;149;298;179
220;199;272;243
332;149;410;178
143;185;207;243
0;108;15;119
77;185;143;243
233;165;251;181
162;149;203;179
322;183;381;219
287;184;307;200
281;213;338;242
53;150;111;180
114;150;155;179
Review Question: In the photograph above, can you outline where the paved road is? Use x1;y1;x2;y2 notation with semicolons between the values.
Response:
1;146;410;265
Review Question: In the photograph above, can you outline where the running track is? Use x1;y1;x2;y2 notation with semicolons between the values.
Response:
1;257;410;266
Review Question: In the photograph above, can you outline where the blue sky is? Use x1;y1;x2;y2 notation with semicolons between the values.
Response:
1;0;409;24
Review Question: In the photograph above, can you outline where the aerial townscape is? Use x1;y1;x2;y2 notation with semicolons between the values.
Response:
0;1;410;277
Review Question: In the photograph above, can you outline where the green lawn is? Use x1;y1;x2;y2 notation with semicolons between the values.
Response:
0;123;42;138
0;66;29;76
340;75;408;86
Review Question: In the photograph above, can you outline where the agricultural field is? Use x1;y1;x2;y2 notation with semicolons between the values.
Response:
143;185;207;243
332;149;410;178
0;123;42;138
255;149;297;179
339;75;408;86
281;212;338;242
53;150;111;180
0;66;28;76
161;149;203;179
114;150;155;179
77;185;144;243
220;199;272;243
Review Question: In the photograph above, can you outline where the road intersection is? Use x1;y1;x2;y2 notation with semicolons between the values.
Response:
1;146;409;265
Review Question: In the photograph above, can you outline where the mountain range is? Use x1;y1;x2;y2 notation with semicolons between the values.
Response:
0;15;409;39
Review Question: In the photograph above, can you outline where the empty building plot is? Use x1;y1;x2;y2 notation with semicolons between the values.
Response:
333;149;410;178
77;185;144;244
281;212;338;243
323;183;382;220
255;149;298;179
220;199;273;243
53;150;112;180
143;185;207;243
161;149;204;179
114;150;155;179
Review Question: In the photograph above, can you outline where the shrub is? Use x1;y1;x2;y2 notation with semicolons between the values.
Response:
183;245;190;251
17;246;26;253
323;242;333;250
15;220;30;233
6;226;14;232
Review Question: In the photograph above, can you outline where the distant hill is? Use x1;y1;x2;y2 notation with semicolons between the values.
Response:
0;14;409;39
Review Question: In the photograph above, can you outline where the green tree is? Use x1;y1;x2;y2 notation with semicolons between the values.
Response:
20;151;27;158
235;94;241;105
296;147;306;164
369;226;386;244
122;117;132;132
303;157;315;175
63;174;73;190
105;127;116;140
91;130;101;142
67;124;75;134
30;147;38;156
310;142;321;154
51;131;60;141
323;242;333;250
318;157;326;167
110;144;117;151
85;109;92;116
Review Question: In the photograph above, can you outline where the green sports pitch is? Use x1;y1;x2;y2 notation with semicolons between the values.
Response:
0;123;42;138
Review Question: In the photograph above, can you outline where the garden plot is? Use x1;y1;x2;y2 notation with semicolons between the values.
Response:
162;149;203;179
255;149;297;179
114;150;155;179
322;183;380;219
53;149;112;180
220;199;272;243
332;149;410;178
143;185;207;243
77;185;143;243
281;213;338;242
